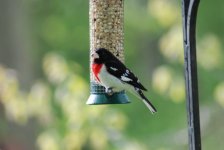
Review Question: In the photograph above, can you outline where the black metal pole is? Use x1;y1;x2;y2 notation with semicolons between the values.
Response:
182;0;201;150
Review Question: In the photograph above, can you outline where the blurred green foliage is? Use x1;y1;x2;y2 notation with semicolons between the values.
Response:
0;0;224;150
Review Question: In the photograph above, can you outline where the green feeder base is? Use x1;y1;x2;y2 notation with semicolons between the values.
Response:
86;82;130;105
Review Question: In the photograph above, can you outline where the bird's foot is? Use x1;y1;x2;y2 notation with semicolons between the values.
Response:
106;87;114;96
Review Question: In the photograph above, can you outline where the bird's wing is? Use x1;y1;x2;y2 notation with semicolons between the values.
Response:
105;60;147;91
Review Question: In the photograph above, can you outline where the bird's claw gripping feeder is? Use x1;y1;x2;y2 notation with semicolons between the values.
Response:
87;0;130;105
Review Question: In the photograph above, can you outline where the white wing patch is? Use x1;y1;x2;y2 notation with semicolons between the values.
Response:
121;76;132;82
121;70;132;82
110;67;118;71
137;79;140;83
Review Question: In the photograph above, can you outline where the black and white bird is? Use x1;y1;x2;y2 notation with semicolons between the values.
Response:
91;48;157;114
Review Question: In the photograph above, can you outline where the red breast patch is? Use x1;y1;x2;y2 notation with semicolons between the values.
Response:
92;63;103;82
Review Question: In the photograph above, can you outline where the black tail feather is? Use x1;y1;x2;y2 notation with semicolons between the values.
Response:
135;88;157;114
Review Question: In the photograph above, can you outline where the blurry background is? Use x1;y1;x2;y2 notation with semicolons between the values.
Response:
0;0;224;150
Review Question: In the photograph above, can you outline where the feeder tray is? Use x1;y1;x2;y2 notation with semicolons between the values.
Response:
86;82;130;105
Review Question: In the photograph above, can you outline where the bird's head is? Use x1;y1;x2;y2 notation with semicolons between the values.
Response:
91;48;115;64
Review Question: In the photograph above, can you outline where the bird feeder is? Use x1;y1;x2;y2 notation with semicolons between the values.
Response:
86;0;130;104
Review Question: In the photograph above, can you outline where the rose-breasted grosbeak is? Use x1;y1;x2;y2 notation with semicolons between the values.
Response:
91;48;157;114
